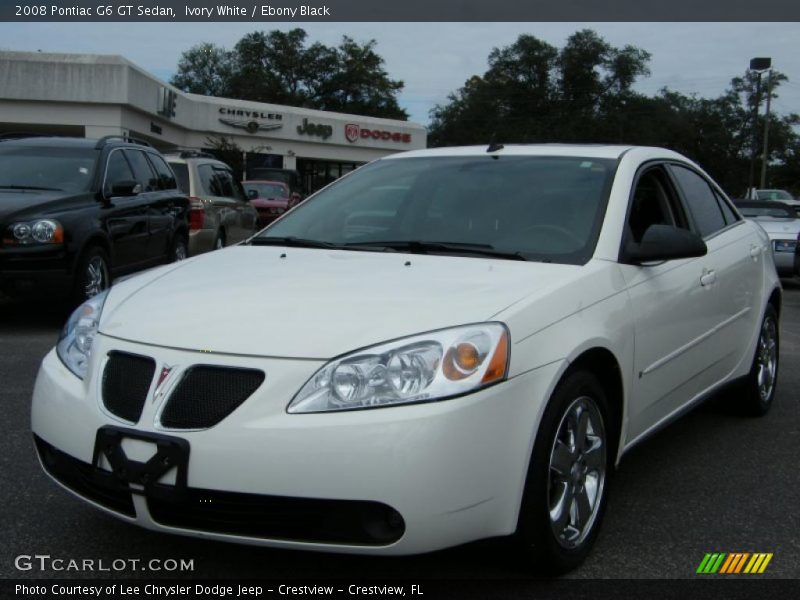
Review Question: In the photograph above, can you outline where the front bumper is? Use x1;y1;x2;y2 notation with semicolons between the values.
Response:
31;337;559;555
1;245;72;296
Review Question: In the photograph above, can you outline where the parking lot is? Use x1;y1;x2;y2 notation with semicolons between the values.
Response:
1;281;798;580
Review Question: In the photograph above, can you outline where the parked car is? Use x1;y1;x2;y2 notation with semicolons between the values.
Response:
734;200;800;278
0;135;189;304
247;167;303;203
745;188;800;216
165;151;257;255
33;145;780;574
243;180;291;228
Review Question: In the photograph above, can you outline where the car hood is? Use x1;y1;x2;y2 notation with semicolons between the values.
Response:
0;190;84;220
100;246;582;359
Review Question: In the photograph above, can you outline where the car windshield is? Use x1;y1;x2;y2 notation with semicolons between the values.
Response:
756;190;793;201
0;146;97;193
245;182;288;198
258;155;617;264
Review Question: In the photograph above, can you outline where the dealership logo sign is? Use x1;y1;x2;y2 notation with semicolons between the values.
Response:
219;107;283;134
219;118;283;134
345;124;411;144
297;118;333;140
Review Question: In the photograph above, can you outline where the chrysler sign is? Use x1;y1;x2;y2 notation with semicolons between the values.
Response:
345;124;411;144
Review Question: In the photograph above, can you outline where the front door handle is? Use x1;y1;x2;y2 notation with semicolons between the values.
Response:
700;270;717;287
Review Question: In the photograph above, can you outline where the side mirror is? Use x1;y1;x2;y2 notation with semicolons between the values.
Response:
247;189;258;199
627;224;707;264
108;180;142;197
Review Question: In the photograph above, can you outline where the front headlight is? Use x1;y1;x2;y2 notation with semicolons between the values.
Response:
288;323;510;413
56;290;109;379
5;219;64;245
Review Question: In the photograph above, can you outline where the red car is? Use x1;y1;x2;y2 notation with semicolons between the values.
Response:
243;180;300;228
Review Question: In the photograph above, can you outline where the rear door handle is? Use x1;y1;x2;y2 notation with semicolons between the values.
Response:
700;270;717;287
750;245;762;259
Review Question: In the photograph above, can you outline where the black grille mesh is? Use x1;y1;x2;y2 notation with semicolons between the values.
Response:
102;352;156;423
160;366;264;429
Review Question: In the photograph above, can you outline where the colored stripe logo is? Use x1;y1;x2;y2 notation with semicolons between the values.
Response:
697;553;773;574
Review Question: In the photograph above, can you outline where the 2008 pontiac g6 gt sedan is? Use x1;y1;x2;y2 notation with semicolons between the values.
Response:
32;145;781;573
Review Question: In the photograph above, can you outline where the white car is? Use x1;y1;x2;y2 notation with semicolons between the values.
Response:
735;201;800;278
32;145;781;573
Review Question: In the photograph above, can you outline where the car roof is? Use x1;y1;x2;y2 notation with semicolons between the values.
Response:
383;144;639;161
242;180;288;185
163;154;227;166
0;135;98;148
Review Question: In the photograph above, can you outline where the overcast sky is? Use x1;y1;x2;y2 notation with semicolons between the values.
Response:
1;22;798;125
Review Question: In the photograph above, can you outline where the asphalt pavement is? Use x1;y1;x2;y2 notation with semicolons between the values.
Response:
1;282;798;580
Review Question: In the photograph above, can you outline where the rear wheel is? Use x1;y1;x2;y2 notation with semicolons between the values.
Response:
171;234;188;262
514;371;612;574
740;305;779;416
213;231;225;251
72;246;111;305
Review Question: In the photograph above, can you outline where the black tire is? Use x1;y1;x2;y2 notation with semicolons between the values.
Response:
739;304;779;417
72;245;111;306
213;230;226;251
514;370;613;575
170;233;189;262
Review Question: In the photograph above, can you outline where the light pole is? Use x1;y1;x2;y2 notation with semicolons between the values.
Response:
760;68;773;188
747;57;771;195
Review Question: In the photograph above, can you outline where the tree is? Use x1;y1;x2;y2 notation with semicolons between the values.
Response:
171;29;407;120
428;30;650;146
170;43;233;97
429;30;799;196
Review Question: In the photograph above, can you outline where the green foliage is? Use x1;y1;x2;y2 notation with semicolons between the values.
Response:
429;30;799;196
170;29;407;120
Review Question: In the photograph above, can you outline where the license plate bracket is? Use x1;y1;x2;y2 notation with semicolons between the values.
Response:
92;426;190;498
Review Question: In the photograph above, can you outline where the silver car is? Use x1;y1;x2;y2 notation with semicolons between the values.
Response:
736;200;800;277
165;151;258;256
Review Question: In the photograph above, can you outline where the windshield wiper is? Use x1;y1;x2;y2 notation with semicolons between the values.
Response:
0;185;63;191
344;240;528;261
249;236;344;249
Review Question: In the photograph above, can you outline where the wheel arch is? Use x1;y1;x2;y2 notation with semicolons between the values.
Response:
767;286;782;318
73;233;112;274
561;346;625;466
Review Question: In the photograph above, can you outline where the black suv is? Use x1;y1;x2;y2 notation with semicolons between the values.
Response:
0;135;190;304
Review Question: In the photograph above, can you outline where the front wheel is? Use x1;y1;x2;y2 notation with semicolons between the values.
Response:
72;246;111;305
514;371;612;574
740;305;779;416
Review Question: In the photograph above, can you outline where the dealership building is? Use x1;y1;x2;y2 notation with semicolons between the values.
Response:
0;51;427;193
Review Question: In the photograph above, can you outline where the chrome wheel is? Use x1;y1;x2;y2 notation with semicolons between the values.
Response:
85;256;108;298
756;315;778;402
214;235;224;250
548;396;606;549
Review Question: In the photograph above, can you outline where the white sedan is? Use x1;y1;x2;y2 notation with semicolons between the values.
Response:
32;145;781;573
